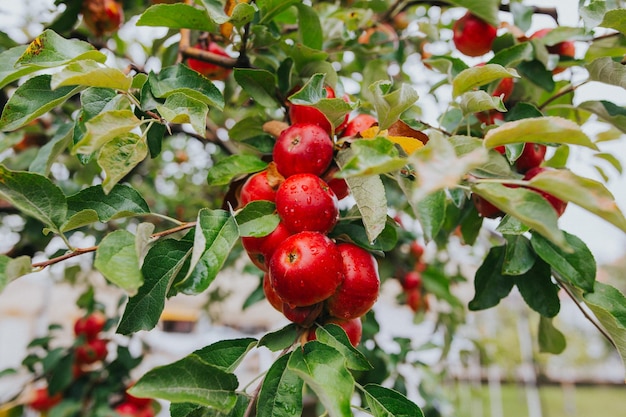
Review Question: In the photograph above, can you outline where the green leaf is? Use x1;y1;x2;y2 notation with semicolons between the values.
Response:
65;184;149;227
363;383;424;417
331;219;398;252
423;55;469;80
579;100;626;133
0;75;83;132
488;41;534;68
471;182;567;249
414;190;445;241
176;209;239;294
130;357;238;411
15;29;106;68
452;64;519;98
526;168;626;233
0;255;32;292
530;231;596;293
193;338;257;373
296;4;323;50
98;133;148;194
314;324;372;371
235;201;279;238
600;9;626;34
368;81;419;130
583;282;626;373
258;323;299;352
287;342;354;417
118;238;193;334
447;0;499;26
233;68;279;108
94;230;143;294
505;102;543;121
469;246;515;310
0;165;67;232
257;0;300;24
405;135;488;204
29;122;73;175
257;353;303;417
72;109;142;155
337;137;406;177
515;258;560;318
149;64;224;110
206;154;267;186
157;93;209;136
229;3;255;28
595;152;623;174
171;396;248;417
449;136;514;179
538;316;566;354
587;56;626;89
459;91;506;116
51;59;132;91
517;60;555;92
288;74;352;130
137;4;217;31
483;117;598;150
502;234;535;276
0;45;35;89
198;0;230;24
346;174;387;244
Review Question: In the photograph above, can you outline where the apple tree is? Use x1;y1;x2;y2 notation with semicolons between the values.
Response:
1;0;626;416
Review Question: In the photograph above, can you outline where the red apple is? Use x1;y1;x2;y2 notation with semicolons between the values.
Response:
29;387;62;412
515;143;546;173
74;311;106;341
241;222;292;271
340;114;378;138
238;170;278;207
471;193;504;218
453;12;497;57
75;338;108;364
523;167;568;217
289;86;348;134
273;123;334;178
268;231;344;307
325;243;380;320
275;174;339;234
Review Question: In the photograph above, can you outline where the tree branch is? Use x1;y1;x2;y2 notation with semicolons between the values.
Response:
31;222;196;270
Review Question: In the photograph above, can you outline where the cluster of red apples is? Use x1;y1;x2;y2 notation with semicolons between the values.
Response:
400;241;429;313
238;89;380;348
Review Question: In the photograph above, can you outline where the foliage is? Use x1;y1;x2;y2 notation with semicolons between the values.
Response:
1;0;626;416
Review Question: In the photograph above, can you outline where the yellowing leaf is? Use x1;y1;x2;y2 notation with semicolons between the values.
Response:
359;126;425;154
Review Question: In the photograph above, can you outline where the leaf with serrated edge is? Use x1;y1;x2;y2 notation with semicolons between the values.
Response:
447;0;499;26
192;338;257;373
16;29;106;68
129;357;238;411
526;168;626;233
483;117;598;150
459;90;506;116
471;182;568;249
531;231;596;293
452;64;518;97
314;324;372;371
583;282;626;375
337;137;406;177
157;93;209;136
235;201;279;238
176;209;239;294
206;154;267;186
0;75;83;132
0;255;32;292
0;45;35;89
288;342;354;417
51;60;132;91
95;230;143;294
137;4;217;31
149;64;224;110
66;184;149;222
234;68;279;108
98;133;148;194
368;81;419;130
73;109;142;155
258;323;299;352
117;239;192;334
0;165;67;232
135;222;155;263
579;100;626;134
587;57;626;89
363;383;424;417
29;122;73;175
257;353;303;417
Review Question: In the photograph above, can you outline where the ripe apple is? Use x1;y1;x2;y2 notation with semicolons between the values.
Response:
476;110;504;125
29;387;62;411
406;289;428;313
326;243;380;319
322;165;350;200
74;311;106;340
289;86;347;134
282;302;323;326
530;28;575;74
275;174;339;234
268;231;344;307
515;143;546;173
409;241;424;260
340;114;378;138
124;386;153;409
242;222;292;271
82;0;124;36
273;123;334;178
471;193;504;219
307;317;363;347
263;272;284;312
523;167;568;217
75;338;108;364
452;12;497;57
238;170;277;207
115;401;141;416
187;41;232;80
401;270;422;291
475;63;514;102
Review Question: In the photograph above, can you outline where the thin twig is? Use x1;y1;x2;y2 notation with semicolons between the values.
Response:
538;80;588;110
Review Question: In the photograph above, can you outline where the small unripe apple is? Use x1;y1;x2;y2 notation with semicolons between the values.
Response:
453;12;497;57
